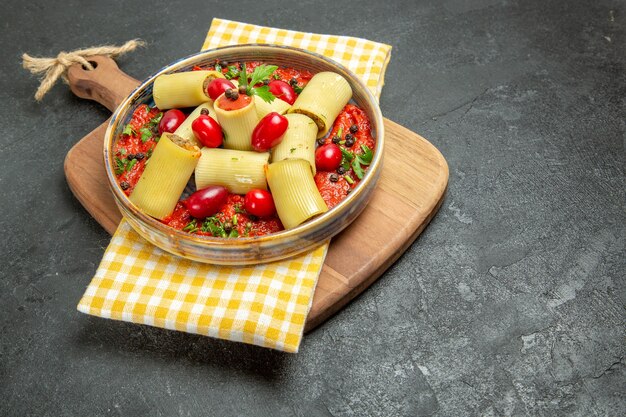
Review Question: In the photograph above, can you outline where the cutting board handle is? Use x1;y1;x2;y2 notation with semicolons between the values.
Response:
67;55;140;112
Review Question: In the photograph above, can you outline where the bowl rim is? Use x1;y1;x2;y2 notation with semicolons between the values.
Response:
103;43;384;248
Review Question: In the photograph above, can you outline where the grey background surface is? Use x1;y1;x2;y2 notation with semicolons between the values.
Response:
1;0;624;416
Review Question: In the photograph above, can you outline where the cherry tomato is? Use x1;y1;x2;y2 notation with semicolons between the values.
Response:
244;189;276;218
251;112;289;152
192;115;223;148
315;144;342;171
185;186;228;218
158;109;186;134
268;80;296;105
206;78;236;101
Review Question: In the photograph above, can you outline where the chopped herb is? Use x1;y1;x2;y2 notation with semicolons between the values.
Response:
344;174;355;185
122;124;135;136
149;112;163;127
231;157;238;161
126;158;138;172
146;149;153;158
140;127;152;143
232;214;238;226
145;105;151;114
290;147;296;153
273;73;280;80
228;229;239;238
337;127;343;138
243;222;253;237
351;158;365;179
238;63;248;91
293;84;304;94
233;204;245;214
183;219;198;233
340;147;354;161
201;216;227;237
224;65;240;80
350;146;373;179
215;63;222;72
119;148;127;155
114;157;127;175
357;145;373;165
340;147;354;171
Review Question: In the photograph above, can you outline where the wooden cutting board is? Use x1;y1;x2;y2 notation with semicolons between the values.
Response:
65;56;448;332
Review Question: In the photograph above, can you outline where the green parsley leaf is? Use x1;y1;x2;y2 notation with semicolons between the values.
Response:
273;73;280;80
352;158;365;179
340;147;354;161
249;64;278;88
293;84;304;94
228;229;239;238
139;127;152;143
252;85;275;103
119;148;127;155
215;63;222;72
122;124;135;136
290;147;296;153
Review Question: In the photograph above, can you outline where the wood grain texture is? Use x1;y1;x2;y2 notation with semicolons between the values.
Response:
64;57;449;332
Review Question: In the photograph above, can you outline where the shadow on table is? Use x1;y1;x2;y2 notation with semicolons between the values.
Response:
73;316;291;380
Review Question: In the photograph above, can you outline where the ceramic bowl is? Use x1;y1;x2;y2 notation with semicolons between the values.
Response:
103;44;384;265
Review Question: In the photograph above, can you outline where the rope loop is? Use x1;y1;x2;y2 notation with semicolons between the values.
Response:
22;39;145;101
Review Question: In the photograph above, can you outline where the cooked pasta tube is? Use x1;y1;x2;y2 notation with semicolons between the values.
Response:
270;113;318;174
288;72;352;138
173;102;216;147
153;70;224;109
129;133;200;219
266;159;328;229
255;97;291;119
228;79;291;119
195;148;269;195
213;94;258;151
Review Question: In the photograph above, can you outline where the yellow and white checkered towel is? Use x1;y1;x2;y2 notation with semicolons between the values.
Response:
78;18;392;353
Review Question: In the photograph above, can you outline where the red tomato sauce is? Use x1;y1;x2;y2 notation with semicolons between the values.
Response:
162;195;283;238
315;104;376;207
216;93;251;111
115;64;375;237
113;104;161;195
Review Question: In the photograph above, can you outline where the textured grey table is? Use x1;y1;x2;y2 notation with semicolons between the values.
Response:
1;0;624;416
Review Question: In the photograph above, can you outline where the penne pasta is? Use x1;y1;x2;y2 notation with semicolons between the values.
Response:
270;113;318;174
195;148;269;195
288;72;352;138
173;102;217;147
255;97;291;119
213;94;258;151
153;70;224;109
129;133;200;219
266;159;328;229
